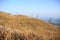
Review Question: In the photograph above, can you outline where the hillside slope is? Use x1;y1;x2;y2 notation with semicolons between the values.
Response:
0;11;60;40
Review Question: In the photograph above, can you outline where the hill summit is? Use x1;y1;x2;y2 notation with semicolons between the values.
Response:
0;11;60;40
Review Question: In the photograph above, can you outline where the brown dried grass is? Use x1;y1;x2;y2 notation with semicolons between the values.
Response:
0;11;60;40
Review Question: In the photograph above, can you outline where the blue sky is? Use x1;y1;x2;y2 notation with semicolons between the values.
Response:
0;0;60;18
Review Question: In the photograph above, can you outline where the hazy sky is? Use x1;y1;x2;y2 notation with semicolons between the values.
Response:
0;0;60;18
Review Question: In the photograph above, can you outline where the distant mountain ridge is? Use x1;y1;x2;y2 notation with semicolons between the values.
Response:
42;18;60;26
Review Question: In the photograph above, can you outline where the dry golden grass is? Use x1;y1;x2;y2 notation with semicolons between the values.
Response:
0;11;60;40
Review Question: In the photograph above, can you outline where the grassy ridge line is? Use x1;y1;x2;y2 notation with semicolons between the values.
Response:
0;11;60;40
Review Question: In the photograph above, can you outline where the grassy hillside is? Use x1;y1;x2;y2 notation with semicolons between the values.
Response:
0;11;60;40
